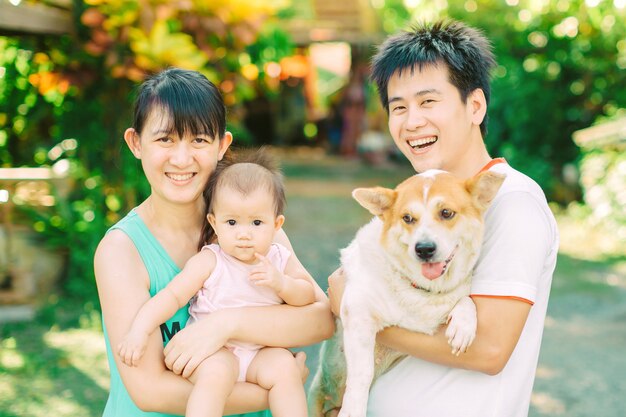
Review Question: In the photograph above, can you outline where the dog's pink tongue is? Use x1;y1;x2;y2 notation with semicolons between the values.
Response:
422;262;446;280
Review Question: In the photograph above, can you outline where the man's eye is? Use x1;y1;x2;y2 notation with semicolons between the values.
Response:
253;220;262;226
227;220;236;226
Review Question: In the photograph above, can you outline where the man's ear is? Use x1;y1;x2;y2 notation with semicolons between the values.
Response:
274;214;285;230
124;128;142;159
467;88;487;127
218;131;233;160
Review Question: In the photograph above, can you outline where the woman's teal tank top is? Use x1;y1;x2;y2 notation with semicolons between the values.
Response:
101;209;270;417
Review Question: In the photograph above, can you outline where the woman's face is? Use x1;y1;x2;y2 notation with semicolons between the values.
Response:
124;108;232;206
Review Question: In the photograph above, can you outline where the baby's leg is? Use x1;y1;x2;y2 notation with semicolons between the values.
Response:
187;347;239;417
246;347;307;417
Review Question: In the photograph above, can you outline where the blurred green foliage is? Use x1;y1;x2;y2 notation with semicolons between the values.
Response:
0;0;294;305
578;145;626;238
0;0;625;309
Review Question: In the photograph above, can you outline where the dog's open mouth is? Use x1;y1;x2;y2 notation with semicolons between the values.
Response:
421;246;458;280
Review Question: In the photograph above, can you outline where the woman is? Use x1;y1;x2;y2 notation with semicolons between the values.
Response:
94;68;334;416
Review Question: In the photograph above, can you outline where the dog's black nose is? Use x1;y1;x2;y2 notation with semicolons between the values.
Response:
415;241;437;260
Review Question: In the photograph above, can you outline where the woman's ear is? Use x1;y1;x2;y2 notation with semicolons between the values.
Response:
124;128;142;159
274;214;285;230
218;131;233;161
467;88;487;127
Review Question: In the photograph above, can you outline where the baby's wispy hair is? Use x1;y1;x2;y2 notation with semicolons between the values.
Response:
198;147;286;249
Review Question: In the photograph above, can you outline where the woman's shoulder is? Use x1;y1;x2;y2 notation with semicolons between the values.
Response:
94;227;144;283
96;228;136;257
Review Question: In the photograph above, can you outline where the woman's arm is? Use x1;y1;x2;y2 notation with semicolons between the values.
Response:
327;268;531;375
95;230;269;414
164;228;335;378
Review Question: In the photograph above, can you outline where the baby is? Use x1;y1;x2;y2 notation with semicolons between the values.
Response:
118;150;314;417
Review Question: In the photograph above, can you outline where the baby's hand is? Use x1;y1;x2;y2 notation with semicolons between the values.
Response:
249;253;285;293
117;329;149;367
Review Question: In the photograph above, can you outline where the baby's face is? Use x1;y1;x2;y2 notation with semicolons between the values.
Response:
209;187;283;264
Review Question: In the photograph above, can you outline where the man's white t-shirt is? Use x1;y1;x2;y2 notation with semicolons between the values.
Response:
367;162;559;417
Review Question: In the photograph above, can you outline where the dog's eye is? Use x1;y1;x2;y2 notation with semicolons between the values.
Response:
440;209;455;220
402;214;414;224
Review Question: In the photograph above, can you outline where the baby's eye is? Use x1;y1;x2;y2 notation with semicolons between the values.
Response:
227;220;236;226
253;220;262;226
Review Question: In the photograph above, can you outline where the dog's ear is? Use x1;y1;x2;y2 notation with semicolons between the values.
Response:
466;171;506;211
352;187;396;216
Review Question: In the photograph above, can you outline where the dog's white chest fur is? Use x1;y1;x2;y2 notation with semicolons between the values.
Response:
308;170;505;417
341;217;470;335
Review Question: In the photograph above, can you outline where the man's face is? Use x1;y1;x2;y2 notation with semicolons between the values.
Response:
386;64;485;178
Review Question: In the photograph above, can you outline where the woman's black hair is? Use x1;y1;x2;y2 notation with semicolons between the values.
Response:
132;68;226;139
370;20;496;136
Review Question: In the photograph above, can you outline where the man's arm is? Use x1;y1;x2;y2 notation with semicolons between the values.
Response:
328;268;530;375
378;297;531;375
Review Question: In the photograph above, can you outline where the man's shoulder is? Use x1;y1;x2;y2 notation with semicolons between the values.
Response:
490;163;544;198
485;163;558;241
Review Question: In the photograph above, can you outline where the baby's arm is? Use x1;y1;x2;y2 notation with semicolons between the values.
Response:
249;253;315;307
118;250;216;366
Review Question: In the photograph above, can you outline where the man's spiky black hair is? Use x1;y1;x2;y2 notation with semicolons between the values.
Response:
370;20;496;136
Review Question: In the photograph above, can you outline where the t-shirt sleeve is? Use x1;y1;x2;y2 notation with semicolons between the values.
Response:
470;191;554;304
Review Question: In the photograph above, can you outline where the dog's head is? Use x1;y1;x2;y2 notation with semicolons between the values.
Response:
352;170;505;291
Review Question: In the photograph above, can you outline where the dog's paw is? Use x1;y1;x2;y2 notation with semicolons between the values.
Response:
338;407;366;417
338;393;367;417
445;297;477;356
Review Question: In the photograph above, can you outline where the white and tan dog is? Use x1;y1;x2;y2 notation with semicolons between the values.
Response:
308;169;505;417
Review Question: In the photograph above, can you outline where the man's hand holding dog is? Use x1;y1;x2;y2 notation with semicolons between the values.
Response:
327;267;346;316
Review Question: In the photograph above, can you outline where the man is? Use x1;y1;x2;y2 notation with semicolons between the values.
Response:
328;20;558;417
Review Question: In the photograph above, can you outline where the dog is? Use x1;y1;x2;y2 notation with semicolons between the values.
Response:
308;169;505;417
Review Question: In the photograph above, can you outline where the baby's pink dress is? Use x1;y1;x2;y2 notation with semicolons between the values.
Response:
188;243;291;381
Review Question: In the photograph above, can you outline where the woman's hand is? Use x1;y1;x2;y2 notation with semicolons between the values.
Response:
163;310;233;378
327;267;346;316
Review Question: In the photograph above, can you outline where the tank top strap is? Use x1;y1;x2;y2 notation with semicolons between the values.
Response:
107;209;181;295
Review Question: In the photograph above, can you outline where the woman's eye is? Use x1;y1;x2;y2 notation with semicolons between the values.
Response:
402;214;414;224
227;220;236;226
440;209;455;220
253;220;262;226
